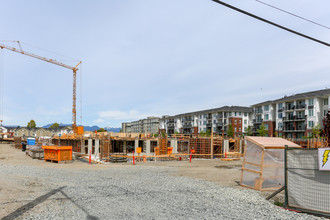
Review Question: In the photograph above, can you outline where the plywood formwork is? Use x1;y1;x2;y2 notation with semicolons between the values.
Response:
158;137;168;155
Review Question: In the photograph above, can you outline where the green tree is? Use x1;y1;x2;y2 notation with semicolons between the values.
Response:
257;123;267;136
27;120;36;128
312;123;321;138
245;125;253;136
97;128;106;132
227;124;234;137
49;122;59;129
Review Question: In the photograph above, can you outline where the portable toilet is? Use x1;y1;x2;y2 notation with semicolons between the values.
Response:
27;138;36;145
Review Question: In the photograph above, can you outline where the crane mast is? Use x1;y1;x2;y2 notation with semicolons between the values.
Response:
0;42;81;133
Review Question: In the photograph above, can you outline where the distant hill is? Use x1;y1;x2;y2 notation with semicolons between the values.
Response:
104;127;121;133
42;123;120;132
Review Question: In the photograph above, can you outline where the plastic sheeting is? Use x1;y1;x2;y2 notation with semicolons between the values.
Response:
241;140;284;190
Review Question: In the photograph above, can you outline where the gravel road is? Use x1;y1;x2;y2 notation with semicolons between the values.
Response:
0;160;321;220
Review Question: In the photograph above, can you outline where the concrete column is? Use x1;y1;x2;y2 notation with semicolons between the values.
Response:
88;139;92;155
146;140;151;155
135;139;139;153
171;139;178;154
223;139;229;155
81;140;86;154
123;141;127;154
94;139;100;159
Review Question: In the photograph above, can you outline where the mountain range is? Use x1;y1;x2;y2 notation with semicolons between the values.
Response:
42;123;121;132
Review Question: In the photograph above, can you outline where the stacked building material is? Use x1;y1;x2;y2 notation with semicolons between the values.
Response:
109;154;127;163
26;145;44;159
14;137;21;149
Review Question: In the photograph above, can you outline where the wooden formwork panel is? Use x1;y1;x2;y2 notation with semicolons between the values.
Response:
158;138;167;155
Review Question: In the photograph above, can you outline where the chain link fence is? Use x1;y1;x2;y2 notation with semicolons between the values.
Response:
285;147;330;217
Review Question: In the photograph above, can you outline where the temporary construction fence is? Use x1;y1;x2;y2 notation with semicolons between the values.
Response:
285;147;330;217
240;136;300;191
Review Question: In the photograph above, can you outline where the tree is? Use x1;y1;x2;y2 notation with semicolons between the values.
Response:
257;123;268;136
227;124;234;137
27;120;36;128
49;123;59;129
97;128;106;132
312;123;321;138
245;125;253;136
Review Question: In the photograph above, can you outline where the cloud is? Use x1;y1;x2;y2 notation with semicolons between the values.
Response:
94;118;105;123
98;110;149;121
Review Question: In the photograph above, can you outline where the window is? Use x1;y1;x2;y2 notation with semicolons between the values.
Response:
213;120;216;124
264;105;269;111
229;112;232;116
278;103;283;109
234;127;237;132
278;123;283;129
308;99;314;106
234;112;237;116
324;110;328;117
204;115;207;119
278;113;282;119
324;99;329;105
265;114;269;120
239;120;241;124
200;121;202;126
308;121;314;128
264;124;269;130
239;127;241;131
308;109;314;116
235;119;237;124
203;121;206;125
244;119;247;125
239;112;242;116
244;113;247;117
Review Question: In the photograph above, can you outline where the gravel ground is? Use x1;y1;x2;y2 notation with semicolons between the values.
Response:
0;161;322;220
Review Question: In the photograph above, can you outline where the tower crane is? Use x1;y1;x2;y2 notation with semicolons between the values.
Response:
0;41;82;134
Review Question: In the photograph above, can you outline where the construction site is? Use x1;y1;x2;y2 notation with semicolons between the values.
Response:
0;40;329;219
1;0;330;219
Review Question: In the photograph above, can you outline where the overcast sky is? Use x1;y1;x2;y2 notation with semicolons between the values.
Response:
0;0;330;128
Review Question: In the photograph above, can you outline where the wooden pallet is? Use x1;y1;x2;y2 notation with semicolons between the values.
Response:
45;159;72;164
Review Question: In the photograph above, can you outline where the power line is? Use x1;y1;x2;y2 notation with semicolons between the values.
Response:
255;0;330;30
211;0;330;47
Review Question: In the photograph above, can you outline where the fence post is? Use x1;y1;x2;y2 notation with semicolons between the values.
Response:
284;145;288;208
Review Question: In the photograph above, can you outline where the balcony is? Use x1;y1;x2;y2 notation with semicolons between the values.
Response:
283;116;294;122
294;115;307;121
284;105;295;111
217;114;223;119
253;119;263;124
183;123;192;128
206;122;212;127
295;104;306;110
308;105;314;109
255;110;263;115
216;122;223;127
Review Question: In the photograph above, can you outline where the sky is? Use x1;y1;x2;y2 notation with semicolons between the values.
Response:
0;0;330;128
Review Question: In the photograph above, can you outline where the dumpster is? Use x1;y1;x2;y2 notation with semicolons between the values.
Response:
42;145;72;163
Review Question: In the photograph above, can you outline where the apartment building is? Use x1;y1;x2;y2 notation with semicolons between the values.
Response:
122;117;160;134
159;106;253;135
252;88;330;138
